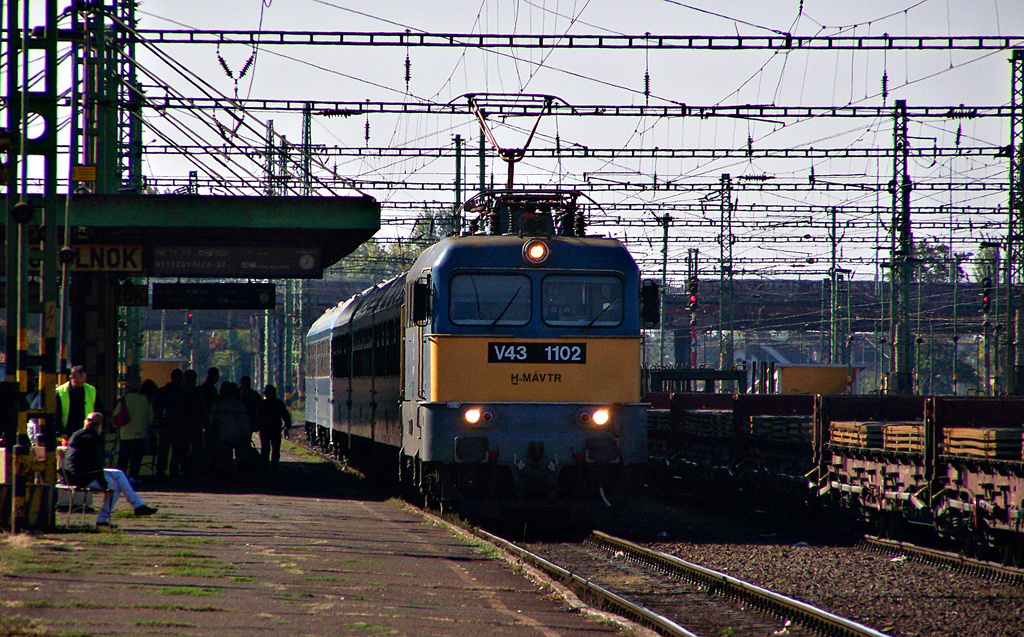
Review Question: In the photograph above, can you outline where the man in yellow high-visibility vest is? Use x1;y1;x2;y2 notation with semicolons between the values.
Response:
56;366;100;438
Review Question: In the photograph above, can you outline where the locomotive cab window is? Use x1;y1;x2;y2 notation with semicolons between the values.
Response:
450;274;531;326
542;275;623;327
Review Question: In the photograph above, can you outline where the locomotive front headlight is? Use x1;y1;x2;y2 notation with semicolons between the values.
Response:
576;406;614;428
464;407;494;426
523;239;550;265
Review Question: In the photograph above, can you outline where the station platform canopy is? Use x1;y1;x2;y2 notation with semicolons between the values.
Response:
15;193;381;279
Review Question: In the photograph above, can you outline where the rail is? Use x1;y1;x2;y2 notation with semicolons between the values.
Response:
589;530;890;637
473;528;698;637
863;535;1024;585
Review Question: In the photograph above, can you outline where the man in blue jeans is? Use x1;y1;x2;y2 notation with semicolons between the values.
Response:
65;412;158;526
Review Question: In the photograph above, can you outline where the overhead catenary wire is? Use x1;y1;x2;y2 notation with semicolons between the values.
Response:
80;1;1023;287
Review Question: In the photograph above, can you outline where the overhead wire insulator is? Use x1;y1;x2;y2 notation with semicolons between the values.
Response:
364;116;370;147
881;71;889;103
955;123;962;148
216;41;234;79
218;55;233;79
404;53;412;92
644;32;651;105
238;50;256;80
574;207;586;237
319;109;359;118
746;135;753;157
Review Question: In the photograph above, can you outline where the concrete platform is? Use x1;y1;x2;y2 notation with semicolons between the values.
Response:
0;441;626;636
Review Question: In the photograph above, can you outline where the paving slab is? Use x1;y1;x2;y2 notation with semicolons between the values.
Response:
1;441;627;636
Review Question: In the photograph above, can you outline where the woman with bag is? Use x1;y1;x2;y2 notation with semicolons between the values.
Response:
114;384;155;484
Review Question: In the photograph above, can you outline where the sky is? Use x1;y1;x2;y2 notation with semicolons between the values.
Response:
15;0;1024;284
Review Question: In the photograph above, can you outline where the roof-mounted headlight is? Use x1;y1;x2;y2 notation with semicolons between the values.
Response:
523;239;549;265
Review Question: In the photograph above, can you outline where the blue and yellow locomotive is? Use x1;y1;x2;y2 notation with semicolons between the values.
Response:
305;190;658;520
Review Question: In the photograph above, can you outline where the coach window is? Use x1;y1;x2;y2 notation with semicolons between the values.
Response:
450;274;531;326
542;275;623;327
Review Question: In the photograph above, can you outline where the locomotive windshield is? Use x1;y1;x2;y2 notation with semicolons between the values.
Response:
450;274;532;326
542;275;623;327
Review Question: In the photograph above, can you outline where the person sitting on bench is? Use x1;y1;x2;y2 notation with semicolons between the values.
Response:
65;412;158;527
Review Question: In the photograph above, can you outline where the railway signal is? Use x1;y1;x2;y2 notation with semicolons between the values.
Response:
686;276;699;312
981;276;991;313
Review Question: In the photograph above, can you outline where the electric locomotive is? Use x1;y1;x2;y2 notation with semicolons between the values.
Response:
305;190;659;520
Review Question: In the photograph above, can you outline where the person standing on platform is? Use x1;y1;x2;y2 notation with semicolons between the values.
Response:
257;385;291;472
154;369;188;481
282;385;294;439
209;382;251;480
181;369;208;476
139;379;159;459
199;368;220;418
113;384;154;484
65;412;158;526
238;376;261;434
199;367;220;452
56;366;102;440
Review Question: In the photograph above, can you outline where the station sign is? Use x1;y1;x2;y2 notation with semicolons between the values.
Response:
70;245;144;272
151;283;276;310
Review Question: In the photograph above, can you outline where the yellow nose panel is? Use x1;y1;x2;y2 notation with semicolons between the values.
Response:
428;336;641;403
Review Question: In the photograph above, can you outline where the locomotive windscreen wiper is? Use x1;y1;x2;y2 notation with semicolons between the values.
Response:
584;300;615;330
469;276;483;316
490;287;522;329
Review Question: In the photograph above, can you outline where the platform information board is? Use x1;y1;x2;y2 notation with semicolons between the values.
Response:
151;283;276;310
150;246;321;278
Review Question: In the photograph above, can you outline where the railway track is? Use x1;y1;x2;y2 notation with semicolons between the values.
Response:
862;535;1024;585
476;527;888;637
293;430;1023;636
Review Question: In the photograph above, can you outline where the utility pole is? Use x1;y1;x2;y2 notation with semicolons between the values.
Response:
122;0;144;194
985;243;1003;392
454;134;462;234
264;120;276;196
5;0;61;532
302;103;313;195
719;174;735;377
889;100;914;394
687;249;699;368
952;254;960;394
1007;49;1024;393
658;213;671;365
479;130;486;193
819;283;828;362
829;206;841;364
